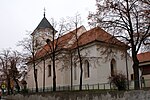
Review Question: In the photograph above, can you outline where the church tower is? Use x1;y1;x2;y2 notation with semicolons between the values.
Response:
31;10;57;49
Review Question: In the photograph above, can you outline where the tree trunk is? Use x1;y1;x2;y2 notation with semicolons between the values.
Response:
78;48;83;91
70;52;73;90
133;60;140;89
43;59;45;92
52;28;56;92
33;62;38;92
53;52;56;91
132;51;140;89
13;77;20;93
79;61;83;90
75;24;83;91
7;75;11;95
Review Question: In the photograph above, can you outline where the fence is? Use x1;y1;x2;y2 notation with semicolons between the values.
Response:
24;79;150;93
28;84;118;93
29;83;112;93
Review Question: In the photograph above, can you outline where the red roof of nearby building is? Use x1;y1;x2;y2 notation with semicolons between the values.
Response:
137;52;150;63
34;26;127;60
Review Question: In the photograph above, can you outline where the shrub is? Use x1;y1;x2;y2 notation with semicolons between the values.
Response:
21;88;29;93
109;72;127;91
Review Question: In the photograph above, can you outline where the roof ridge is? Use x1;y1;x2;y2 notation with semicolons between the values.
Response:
60;25;84;37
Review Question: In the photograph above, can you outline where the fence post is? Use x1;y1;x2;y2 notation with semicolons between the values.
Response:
43;87;45;92
46;87;47;92
110;83;112;90
104;83;105;90
68;85;70;91
63;86;64;91
84;85;86;90
93;85;94;90
58;86;60;91
51;87;53;91
98;83;99;90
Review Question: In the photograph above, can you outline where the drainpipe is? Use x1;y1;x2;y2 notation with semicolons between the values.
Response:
43;59;45;92
70;51;73;90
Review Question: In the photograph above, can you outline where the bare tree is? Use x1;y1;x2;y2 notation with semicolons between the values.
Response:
0;49;11;95
74;17;83;91
18;34;41;92
0;49;23;94
88;0;150;89
66;14;84;90
38;18;72;91
9;50;23;93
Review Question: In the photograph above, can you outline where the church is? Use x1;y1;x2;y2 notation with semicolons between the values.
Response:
25;13;133;91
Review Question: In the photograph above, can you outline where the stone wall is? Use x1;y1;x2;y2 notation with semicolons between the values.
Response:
6;90;150;100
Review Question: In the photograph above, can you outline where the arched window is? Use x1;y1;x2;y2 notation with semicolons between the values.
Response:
84;60;90;78
74;63;77;80
48;65;51;77
35;39;39;47
35;69;38;78
110;59;117;76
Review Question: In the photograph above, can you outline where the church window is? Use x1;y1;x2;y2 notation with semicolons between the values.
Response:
84;60;90;78
48;65;51;77
35;69;38;78
110;59;117;76
131;74;134;80
74;63;77;80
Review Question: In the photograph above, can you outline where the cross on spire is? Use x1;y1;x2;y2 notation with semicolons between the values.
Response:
44;8;46;17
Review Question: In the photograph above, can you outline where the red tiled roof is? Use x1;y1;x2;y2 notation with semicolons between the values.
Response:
137;52;150;62
72;27;126;48
35;26;127;59
35;26;84;59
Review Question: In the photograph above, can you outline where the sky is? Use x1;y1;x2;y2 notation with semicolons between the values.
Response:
0;0;96;51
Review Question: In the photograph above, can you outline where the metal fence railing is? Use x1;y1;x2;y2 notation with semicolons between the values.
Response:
24;79;150;93
27;83;122;93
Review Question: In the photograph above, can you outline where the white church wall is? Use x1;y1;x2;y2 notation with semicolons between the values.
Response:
26;42;133;90
26;66;35;89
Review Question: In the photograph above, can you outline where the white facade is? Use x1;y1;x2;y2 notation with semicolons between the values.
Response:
26;40;133;89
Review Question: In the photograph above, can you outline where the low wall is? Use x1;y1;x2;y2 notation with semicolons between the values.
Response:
6;90;150;100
